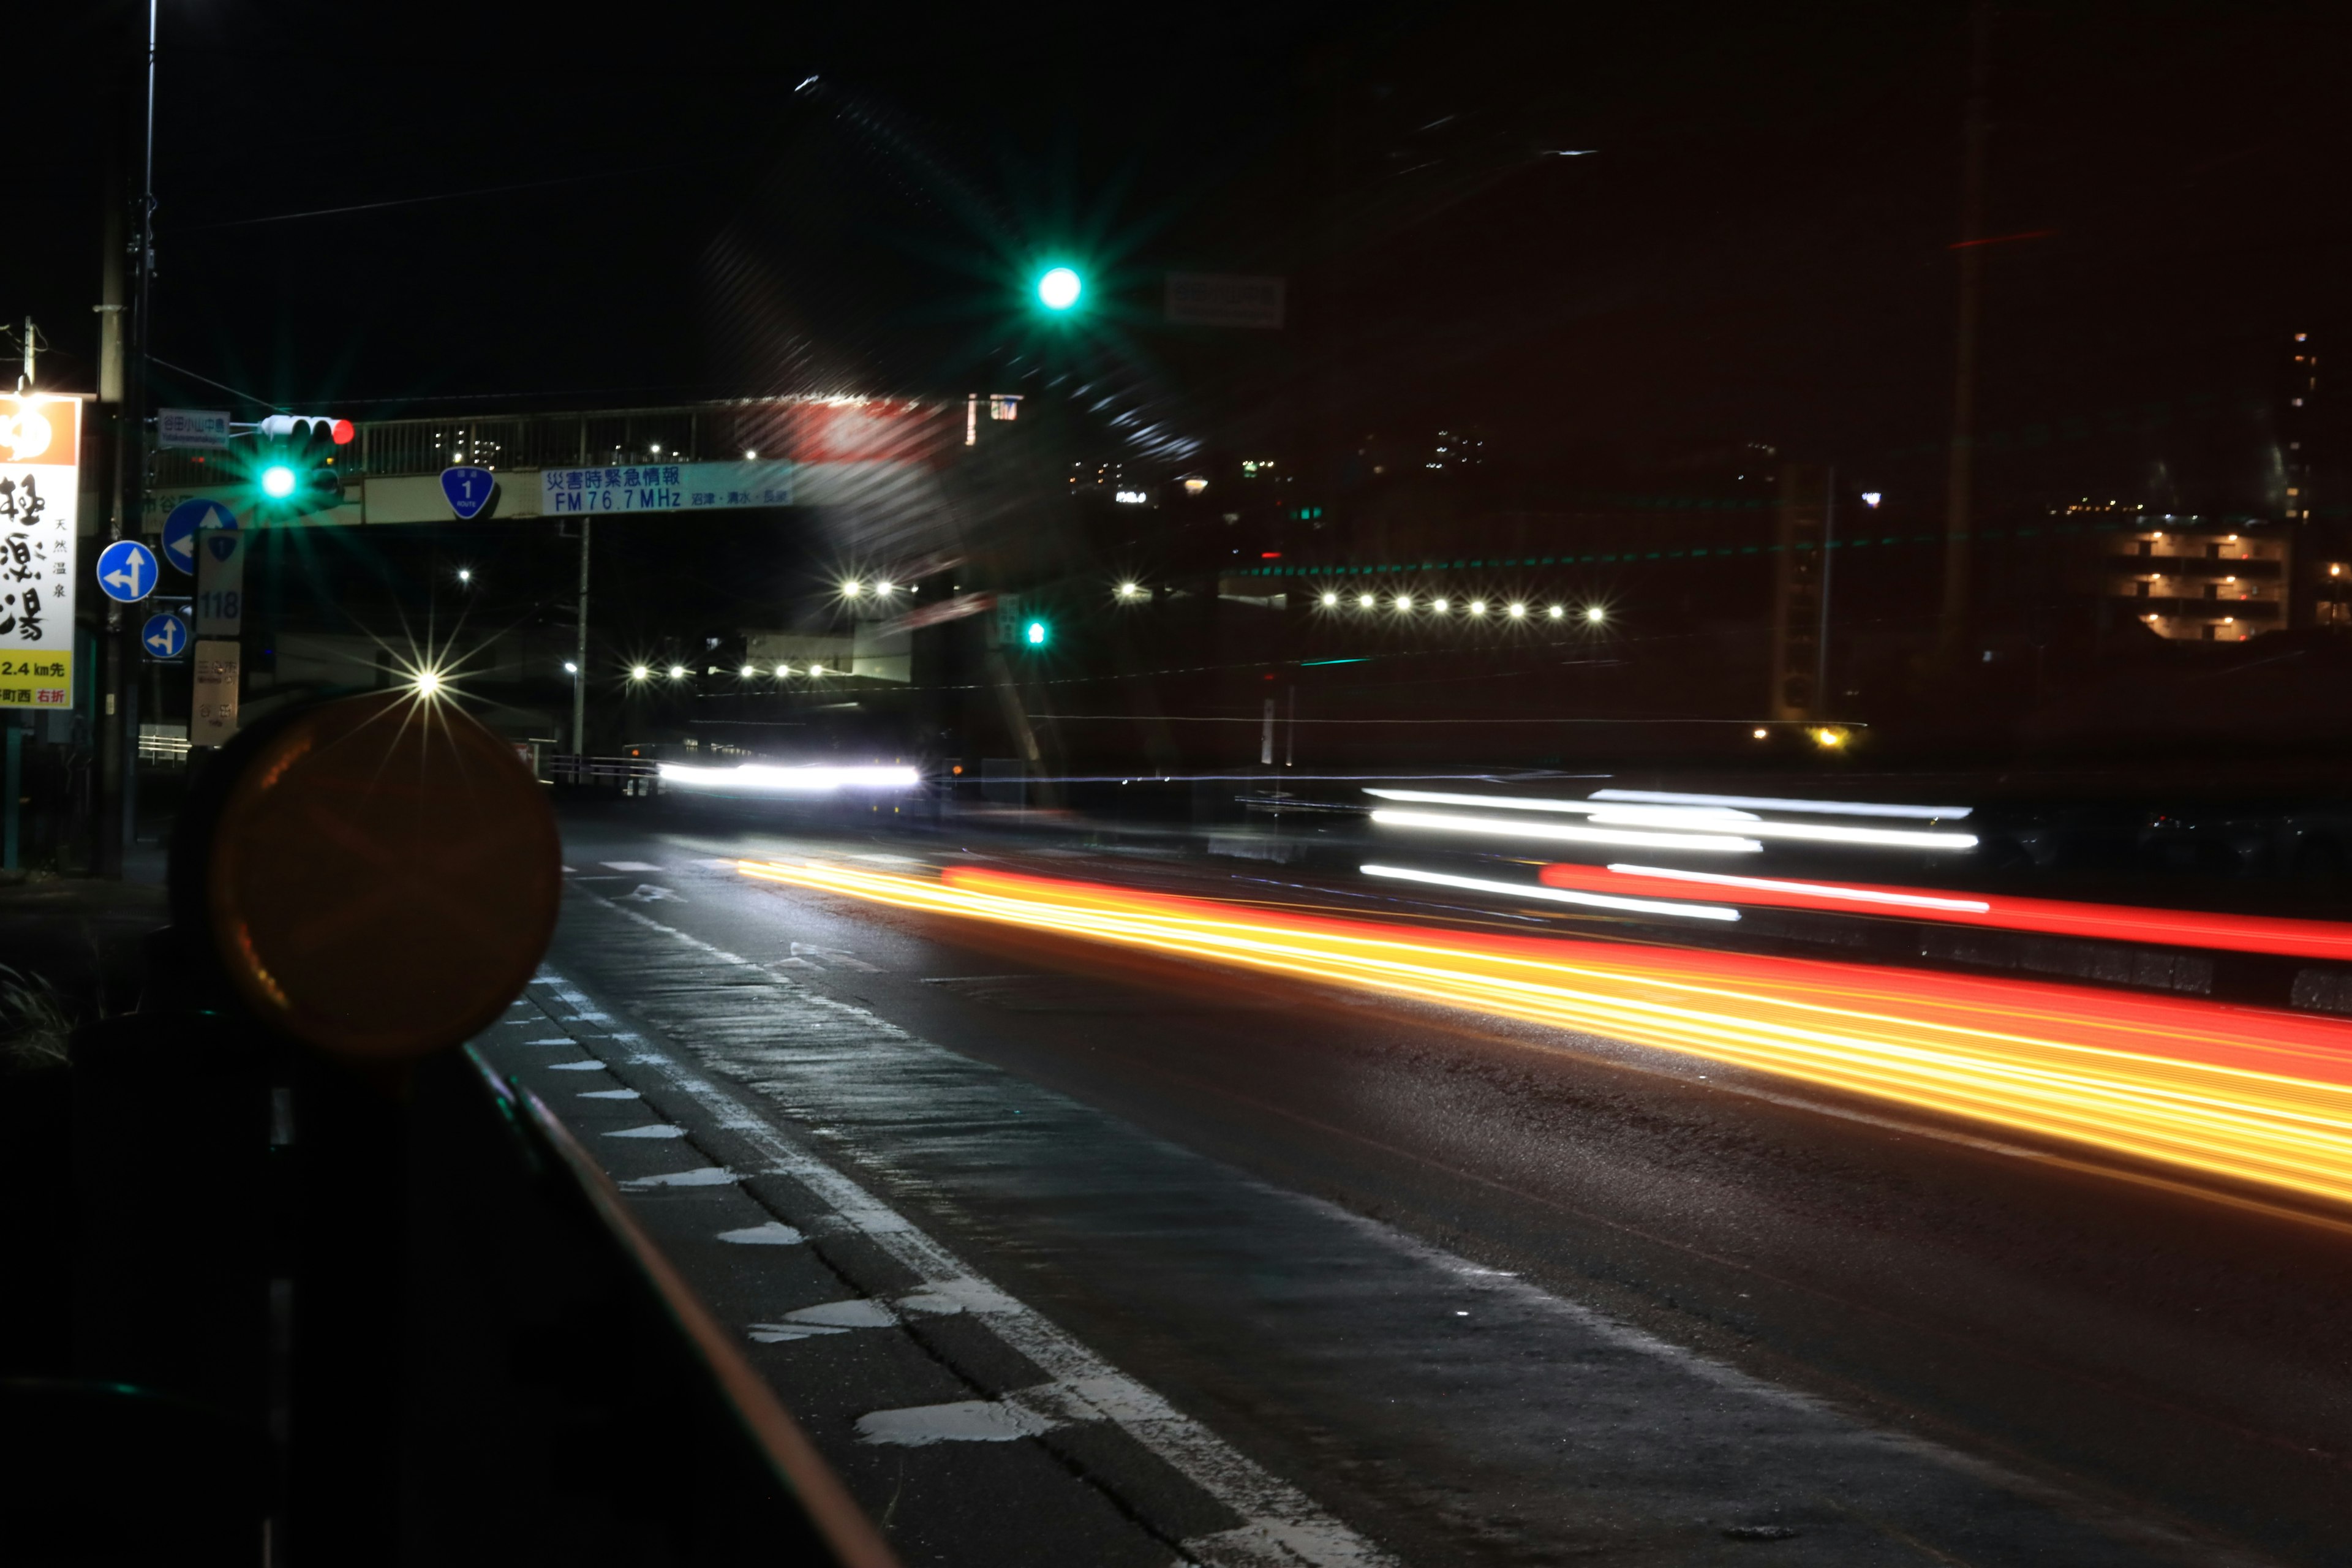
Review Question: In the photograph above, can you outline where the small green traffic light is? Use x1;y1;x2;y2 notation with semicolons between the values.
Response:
1025;619;1048;646
260;463;297;499
1036;267;1082;311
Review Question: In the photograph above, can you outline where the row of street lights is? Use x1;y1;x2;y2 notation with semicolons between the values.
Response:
1313;592;1608;623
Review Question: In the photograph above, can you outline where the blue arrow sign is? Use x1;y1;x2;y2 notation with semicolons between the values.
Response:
440;466;497;520
141;611;190;660
161;499;238;575
96;539;159;605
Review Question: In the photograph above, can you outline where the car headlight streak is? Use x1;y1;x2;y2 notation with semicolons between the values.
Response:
1363;789;1977;851
1369;807;1764;853
660;762;919;793
737;859;2352;1215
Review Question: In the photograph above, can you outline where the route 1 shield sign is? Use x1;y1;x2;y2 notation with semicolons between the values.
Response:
441;467;497;521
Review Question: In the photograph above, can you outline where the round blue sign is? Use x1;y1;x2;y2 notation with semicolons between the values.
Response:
141;611;189;660
162;499;238;576
95;539;159;605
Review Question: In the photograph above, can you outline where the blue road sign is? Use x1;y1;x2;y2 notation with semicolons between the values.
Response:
162;499;238;575
440;466;497;520
141;611;190;660
96;539;159;604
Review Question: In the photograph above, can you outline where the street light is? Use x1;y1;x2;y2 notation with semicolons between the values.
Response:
739;665;756;678
1037;266;1082;311
629;665;650;682
564;661;579;674
1585;605;1607;624
1547;605;1564;619
668;665;688;680
456;567;472;586
1321;592;1339;608
1507;602;1526;618
1356;593;1375;609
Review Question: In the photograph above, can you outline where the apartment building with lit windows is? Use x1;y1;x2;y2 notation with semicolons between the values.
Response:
2099;521;2288;641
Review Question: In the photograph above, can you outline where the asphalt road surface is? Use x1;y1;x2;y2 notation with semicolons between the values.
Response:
467;805;2352;1567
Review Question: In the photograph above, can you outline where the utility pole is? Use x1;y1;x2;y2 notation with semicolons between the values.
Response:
1816;469;1838;717
13;318;36;392
1937;0;1993;666
572;519;590;753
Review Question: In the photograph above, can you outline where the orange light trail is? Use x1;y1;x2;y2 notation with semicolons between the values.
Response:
736;860;2352;1213
1537;861;2352;963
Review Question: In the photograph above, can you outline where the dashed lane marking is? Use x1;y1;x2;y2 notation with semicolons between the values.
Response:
537;902;1396;1568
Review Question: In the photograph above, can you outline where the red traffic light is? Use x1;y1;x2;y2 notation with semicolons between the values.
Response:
257;414;355;445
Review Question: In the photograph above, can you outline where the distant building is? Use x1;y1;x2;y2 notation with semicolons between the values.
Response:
2095;519;2288;641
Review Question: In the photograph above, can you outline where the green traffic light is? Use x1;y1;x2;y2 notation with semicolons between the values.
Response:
260;463;297;499
1025;620;1048;646
1036;267;1082;311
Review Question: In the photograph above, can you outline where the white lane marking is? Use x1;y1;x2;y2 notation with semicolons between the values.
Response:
790;941;881;972
547;1060;609;1072
622;884;683;902
521;1037;575;1046
539;933;1393;1568
855;1400;1057;1447
602;861;663;872
606;1123;690;1139
719;1221;805;1246
562;865;579;873
578;1088;643;1100
748;1298;900;1343
619;1166;737;1189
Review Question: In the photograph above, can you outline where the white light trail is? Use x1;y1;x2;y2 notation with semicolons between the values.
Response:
1589;788;1972;821
1370;807;1762;853
1363;864;1739;921
659;763;921;793
1603;864;1991;913
1588;807;1977;852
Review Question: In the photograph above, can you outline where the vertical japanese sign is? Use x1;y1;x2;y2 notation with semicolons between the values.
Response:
0;396;79;710
195;528;245;635
192;640;241;744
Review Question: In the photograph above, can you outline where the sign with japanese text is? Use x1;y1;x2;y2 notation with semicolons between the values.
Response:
540;459;795;514
192;639;240;744
157;408;232;450
0;395;80;709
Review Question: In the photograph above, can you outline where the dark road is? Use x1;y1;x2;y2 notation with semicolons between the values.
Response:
469;807;2352;1567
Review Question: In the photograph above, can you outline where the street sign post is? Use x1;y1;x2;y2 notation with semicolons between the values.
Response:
161;497;238;576
95;538;158;605
141;610;190;660
192;639;241;744
157;408;232;450
440;466;497;520
195;529;244;636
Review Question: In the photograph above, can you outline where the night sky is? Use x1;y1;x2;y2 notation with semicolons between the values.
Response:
22;2;2348;512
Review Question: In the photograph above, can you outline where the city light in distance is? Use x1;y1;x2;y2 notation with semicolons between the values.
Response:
1372;805;1765;854
1357;593;1376;608
564;661;578;674
744;449;758;460
1468;600;1487;616
1753;727;1769;739
456;567;472;584
1507;602;1526;618
1322;592;1340;607
1585;606;1607;624
630;665;650;681
1861;491;1883;508
1038;266;1083;310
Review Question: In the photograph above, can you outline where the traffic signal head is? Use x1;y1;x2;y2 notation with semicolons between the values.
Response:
233;413;352;514
1025;619;1048;646
1036;267;1082;312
